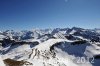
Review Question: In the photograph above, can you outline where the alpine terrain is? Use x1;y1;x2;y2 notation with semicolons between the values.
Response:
0;27;100;66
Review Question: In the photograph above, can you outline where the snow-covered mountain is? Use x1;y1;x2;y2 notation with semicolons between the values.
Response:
0;27;100;66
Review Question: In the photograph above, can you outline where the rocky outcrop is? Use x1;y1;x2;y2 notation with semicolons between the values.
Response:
4;58;33;66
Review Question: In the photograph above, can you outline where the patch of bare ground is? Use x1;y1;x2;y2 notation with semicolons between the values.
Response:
3;58;33;66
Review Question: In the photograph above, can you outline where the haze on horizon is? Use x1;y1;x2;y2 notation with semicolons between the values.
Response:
0;0;100;30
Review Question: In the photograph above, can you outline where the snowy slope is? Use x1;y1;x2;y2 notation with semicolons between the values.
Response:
0;56;5;66
0;27;100;66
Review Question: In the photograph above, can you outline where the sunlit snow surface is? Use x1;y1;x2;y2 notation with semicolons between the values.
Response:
0;28;100;66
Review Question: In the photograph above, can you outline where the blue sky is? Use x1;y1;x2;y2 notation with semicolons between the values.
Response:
0;0;100;30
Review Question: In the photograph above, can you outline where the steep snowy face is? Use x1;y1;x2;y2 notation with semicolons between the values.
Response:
53;40;100;66
27;39;80;66
26;39;94;66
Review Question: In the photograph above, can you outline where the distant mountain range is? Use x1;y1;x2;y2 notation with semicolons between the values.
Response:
0;27;100;66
